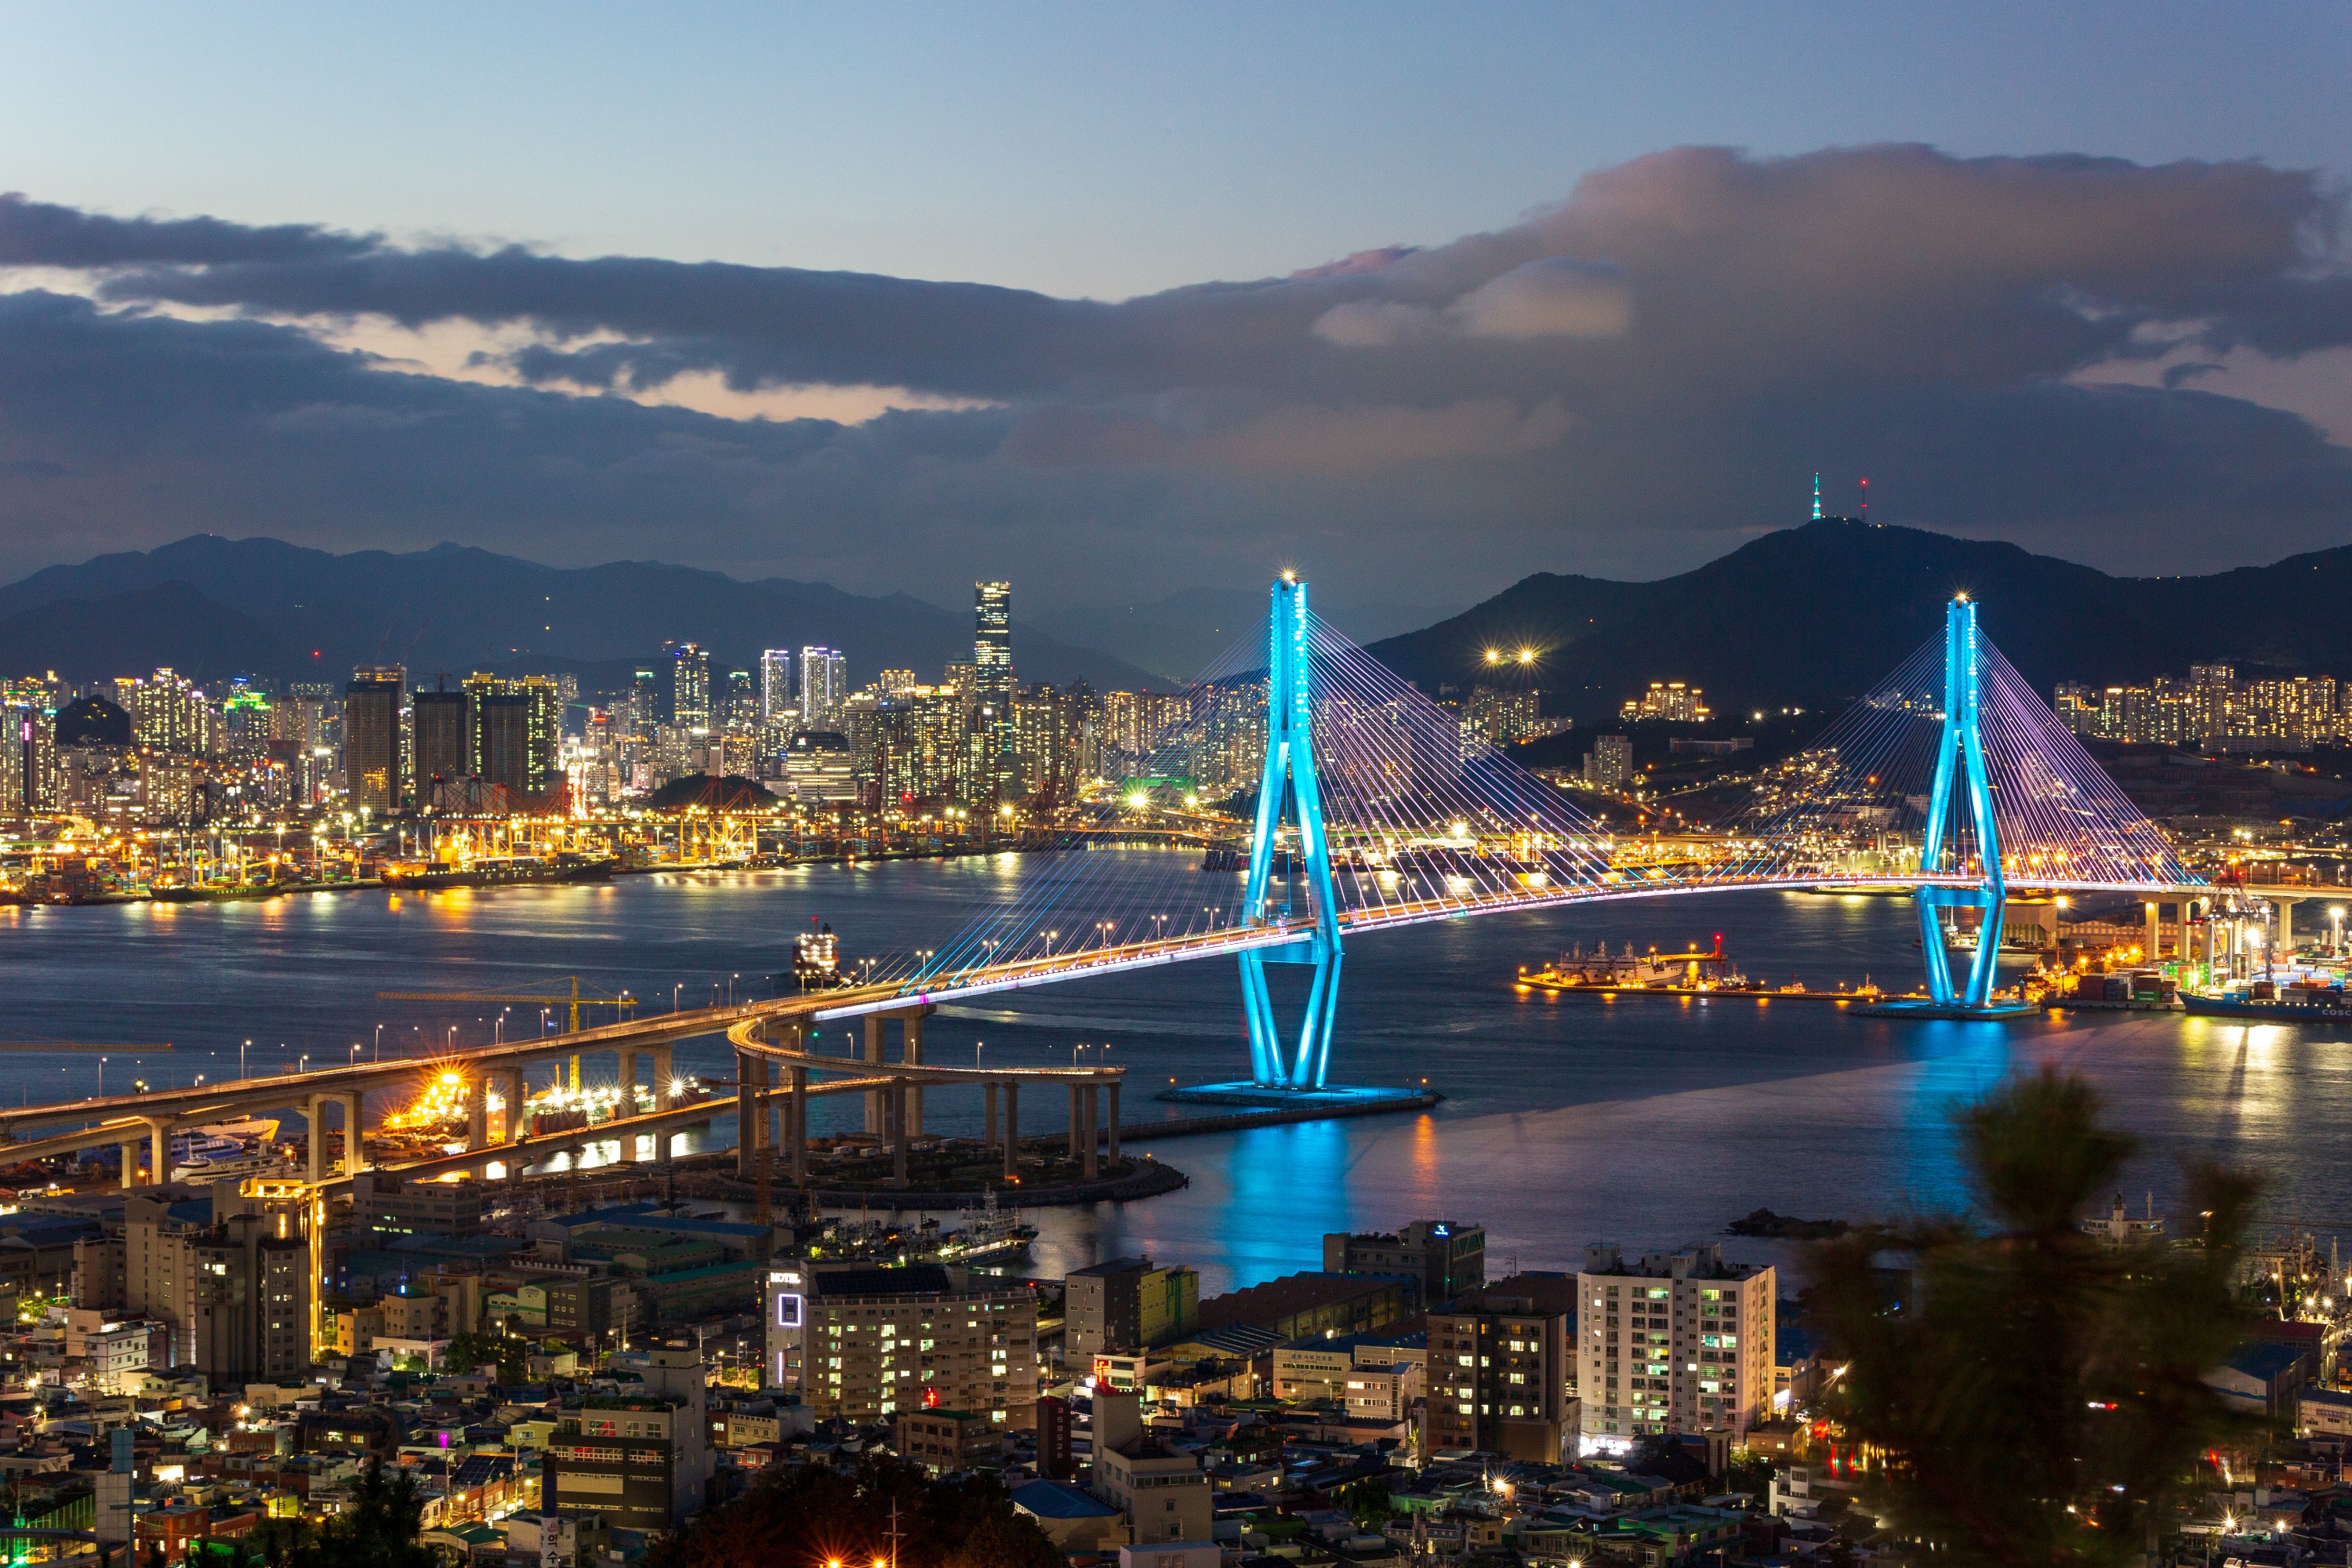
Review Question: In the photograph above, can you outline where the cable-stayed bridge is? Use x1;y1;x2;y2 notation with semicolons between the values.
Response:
800;581;2197;1081
0;580;2203;1194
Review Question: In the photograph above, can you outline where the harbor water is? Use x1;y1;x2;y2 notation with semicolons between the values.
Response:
5;855;2348;1294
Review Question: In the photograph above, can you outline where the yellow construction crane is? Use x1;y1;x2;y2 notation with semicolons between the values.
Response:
374;975;637;1089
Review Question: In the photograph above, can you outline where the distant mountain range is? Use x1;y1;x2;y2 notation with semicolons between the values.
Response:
0;535;1168;694
11;522;2350;719
1367;520;2352;724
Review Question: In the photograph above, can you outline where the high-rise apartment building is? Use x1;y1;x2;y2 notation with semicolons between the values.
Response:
800;648;846;728
343;668;406;811
124;1182;314;1383
412;681;471;799
759;650;793;728
2190;663;2235;742
464;674;561;799
783;731;856;804
766;1261;1039;1426
1585;734;1633;790
1575;1242;1773;1443
662;641;710;730
1421;1287;1576;1462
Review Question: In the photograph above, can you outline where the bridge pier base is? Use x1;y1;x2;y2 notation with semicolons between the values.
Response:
343;1092;365;1174
788;1065;808;1185
863;1018;886;1135
902;1011;924;1138
1002;1083;1018;1180
1106;1081;1120;1162
735;1052;770;1181
1081;1086;1098;1180
891;1079;910;1189
1067;1085;1081;1160
306;1097;329;1184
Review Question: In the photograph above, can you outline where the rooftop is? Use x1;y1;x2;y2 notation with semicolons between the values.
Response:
1010;1479;1121;1520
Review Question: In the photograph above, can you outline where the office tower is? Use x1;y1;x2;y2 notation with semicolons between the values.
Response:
759;649;793;727
343;668;406;811
975;582;1013;703
975;583;1015;797
878;669;918;696
766;1262;1038;1425
782;731;857;804
412;681;471;800
799;647;845;728
662;641;710;730
1576;1242;1773;1443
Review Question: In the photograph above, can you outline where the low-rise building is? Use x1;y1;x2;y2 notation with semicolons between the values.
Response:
1090;1392;1210;1546
895;1409;999;1473
1011;1479;1128;1552
1323;1221;1484;1307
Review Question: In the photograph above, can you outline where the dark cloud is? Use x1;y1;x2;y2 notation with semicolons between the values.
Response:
1;146;2349;604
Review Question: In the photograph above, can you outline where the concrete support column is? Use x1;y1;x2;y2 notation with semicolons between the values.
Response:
2278;898;2297;949
118;1141;137;1191
1002;1083;1018;1181
141;1116;168;1186
864;1017;886;1136
891;1079;910;1189
789;1065;808;1185
306;1098;328;1185
735;1051;771;1180
1107;1080;1120;1163
1067;1084;1082;1159
902;1010;926;1138
469;1081;490;1151
618;1049;638;1116
505;1069;528;1142
1081;1086;1098;1180
984;1082;998;1152
343;1092;366;1174
649;1047;675;1109
2144;901;2161;962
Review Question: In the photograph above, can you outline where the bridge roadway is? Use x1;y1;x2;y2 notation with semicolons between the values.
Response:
2;868;2213;1196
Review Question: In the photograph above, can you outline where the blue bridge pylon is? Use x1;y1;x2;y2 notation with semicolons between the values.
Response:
1240;575;1345;1088
1914;595;2007;1007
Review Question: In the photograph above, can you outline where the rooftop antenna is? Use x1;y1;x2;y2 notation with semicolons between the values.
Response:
1811;474;1822;521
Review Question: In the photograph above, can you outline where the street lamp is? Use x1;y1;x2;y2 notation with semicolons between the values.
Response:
373;1024;383;1062
976;1040;985;1070
673;983;684;1014
242;1039;251;1080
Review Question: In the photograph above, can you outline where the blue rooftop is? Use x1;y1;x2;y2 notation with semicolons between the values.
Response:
1011;1479;1121;1520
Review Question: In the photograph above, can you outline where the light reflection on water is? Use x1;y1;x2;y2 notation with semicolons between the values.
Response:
5;862;2351;1293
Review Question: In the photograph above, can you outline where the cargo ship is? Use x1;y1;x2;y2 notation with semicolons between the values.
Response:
380;853;616;890
2180;975;2352;1023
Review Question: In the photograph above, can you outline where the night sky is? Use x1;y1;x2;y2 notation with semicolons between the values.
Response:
2;3;2348;615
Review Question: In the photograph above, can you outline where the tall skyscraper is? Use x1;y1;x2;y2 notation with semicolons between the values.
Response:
464;674;562;800
662;641;710;729
759;649;793;727
974;583;1012;704
343;668;406;811
799;647;845;728
974;583;1016;803
412;681;470;801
